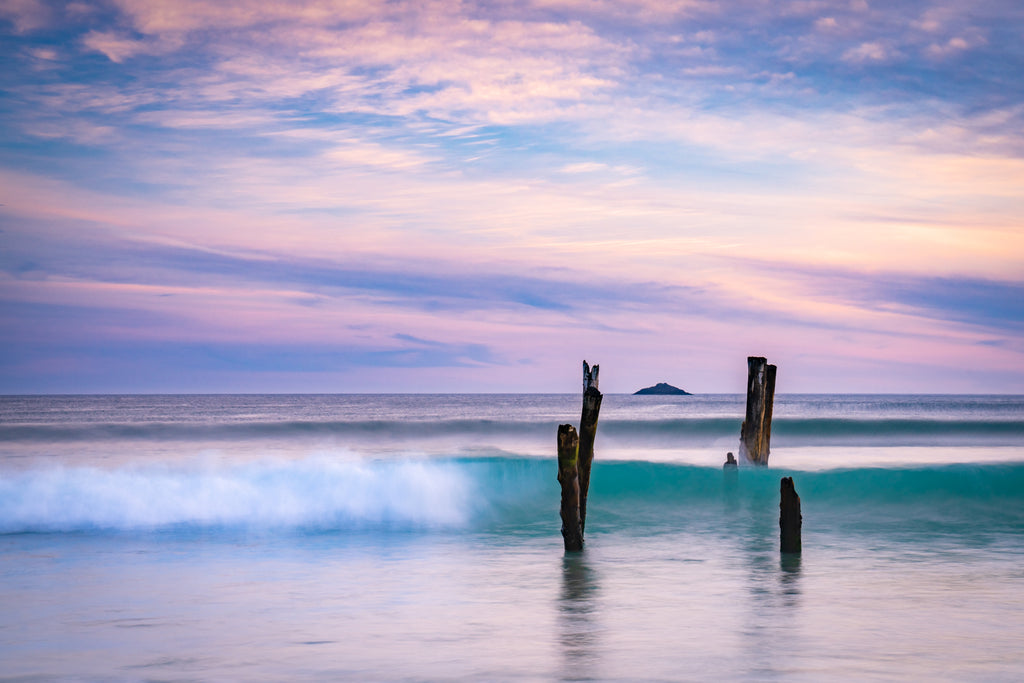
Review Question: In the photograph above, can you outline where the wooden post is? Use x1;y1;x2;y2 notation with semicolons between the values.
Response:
740;356;767;464
557;424;583;551
578;361;602;535
764;363;777;457
780;476;802;554
739;356;777;465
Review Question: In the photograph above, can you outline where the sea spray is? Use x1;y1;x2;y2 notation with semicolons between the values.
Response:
0;457;477;533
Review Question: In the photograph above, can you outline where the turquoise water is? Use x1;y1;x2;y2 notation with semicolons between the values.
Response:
1;395;1023;680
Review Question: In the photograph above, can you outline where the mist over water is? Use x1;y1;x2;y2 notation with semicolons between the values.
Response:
0;457;478;533
2;394;1023;680
3;393;1023;442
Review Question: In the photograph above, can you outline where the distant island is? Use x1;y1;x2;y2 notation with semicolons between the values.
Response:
633;382;691;395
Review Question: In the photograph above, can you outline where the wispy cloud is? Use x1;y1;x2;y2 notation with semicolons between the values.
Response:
0;0;50;33
742;260;1024;334
1;0;1022;391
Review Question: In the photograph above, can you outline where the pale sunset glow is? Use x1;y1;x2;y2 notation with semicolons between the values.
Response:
1;0;1022;392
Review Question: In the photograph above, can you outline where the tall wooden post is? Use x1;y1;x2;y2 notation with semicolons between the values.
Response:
764;363;777;457
739;356;777;465
557;424;583;551
578;361;602;535
780;476;802;554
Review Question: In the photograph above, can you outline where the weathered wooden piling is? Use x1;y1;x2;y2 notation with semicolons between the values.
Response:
739;356;777;465
578;361;602;534
780;476;802;554
557;424;584;551
763;363;777;457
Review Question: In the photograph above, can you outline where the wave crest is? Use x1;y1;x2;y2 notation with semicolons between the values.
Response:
0;458;474;533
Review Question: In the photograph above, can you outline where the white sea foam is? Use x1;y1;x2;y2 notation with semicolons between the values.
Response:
0;457;474;532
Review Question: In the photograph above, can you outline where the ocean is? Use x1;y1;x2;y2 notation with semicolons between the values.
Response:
1;394;1023;681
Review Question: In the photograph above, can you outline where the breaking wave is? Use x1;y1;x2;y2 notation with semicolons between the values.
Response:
0;458;478;533
2;456;1022;537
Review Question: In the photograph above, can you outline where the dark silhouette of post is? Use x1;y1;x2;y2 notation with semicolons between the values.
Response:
578;361;602;534
557;424;583;551
740;356;777;465
764;363;777;457
780;476;802;554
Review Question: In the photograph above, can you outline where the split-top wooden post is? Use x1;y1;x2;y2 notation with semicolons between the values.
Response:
578;361;602;534
740;356;777;465
556;361;603;552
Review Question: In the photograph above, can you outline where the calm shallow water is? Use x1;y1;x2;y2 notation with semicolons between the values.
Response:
1;395;1023;681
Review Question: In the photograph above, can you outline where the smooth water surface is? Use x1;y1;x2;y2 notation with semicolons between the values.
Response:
2;395;1023;681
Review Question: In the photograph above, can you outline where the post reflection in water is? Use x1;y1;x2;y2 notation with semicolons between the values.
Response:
558;552;601;682
780;553;802;594
736;507;805;678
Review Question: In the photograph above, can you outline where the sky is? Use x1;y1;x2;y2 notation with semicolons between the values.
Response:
1;0;1023;394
